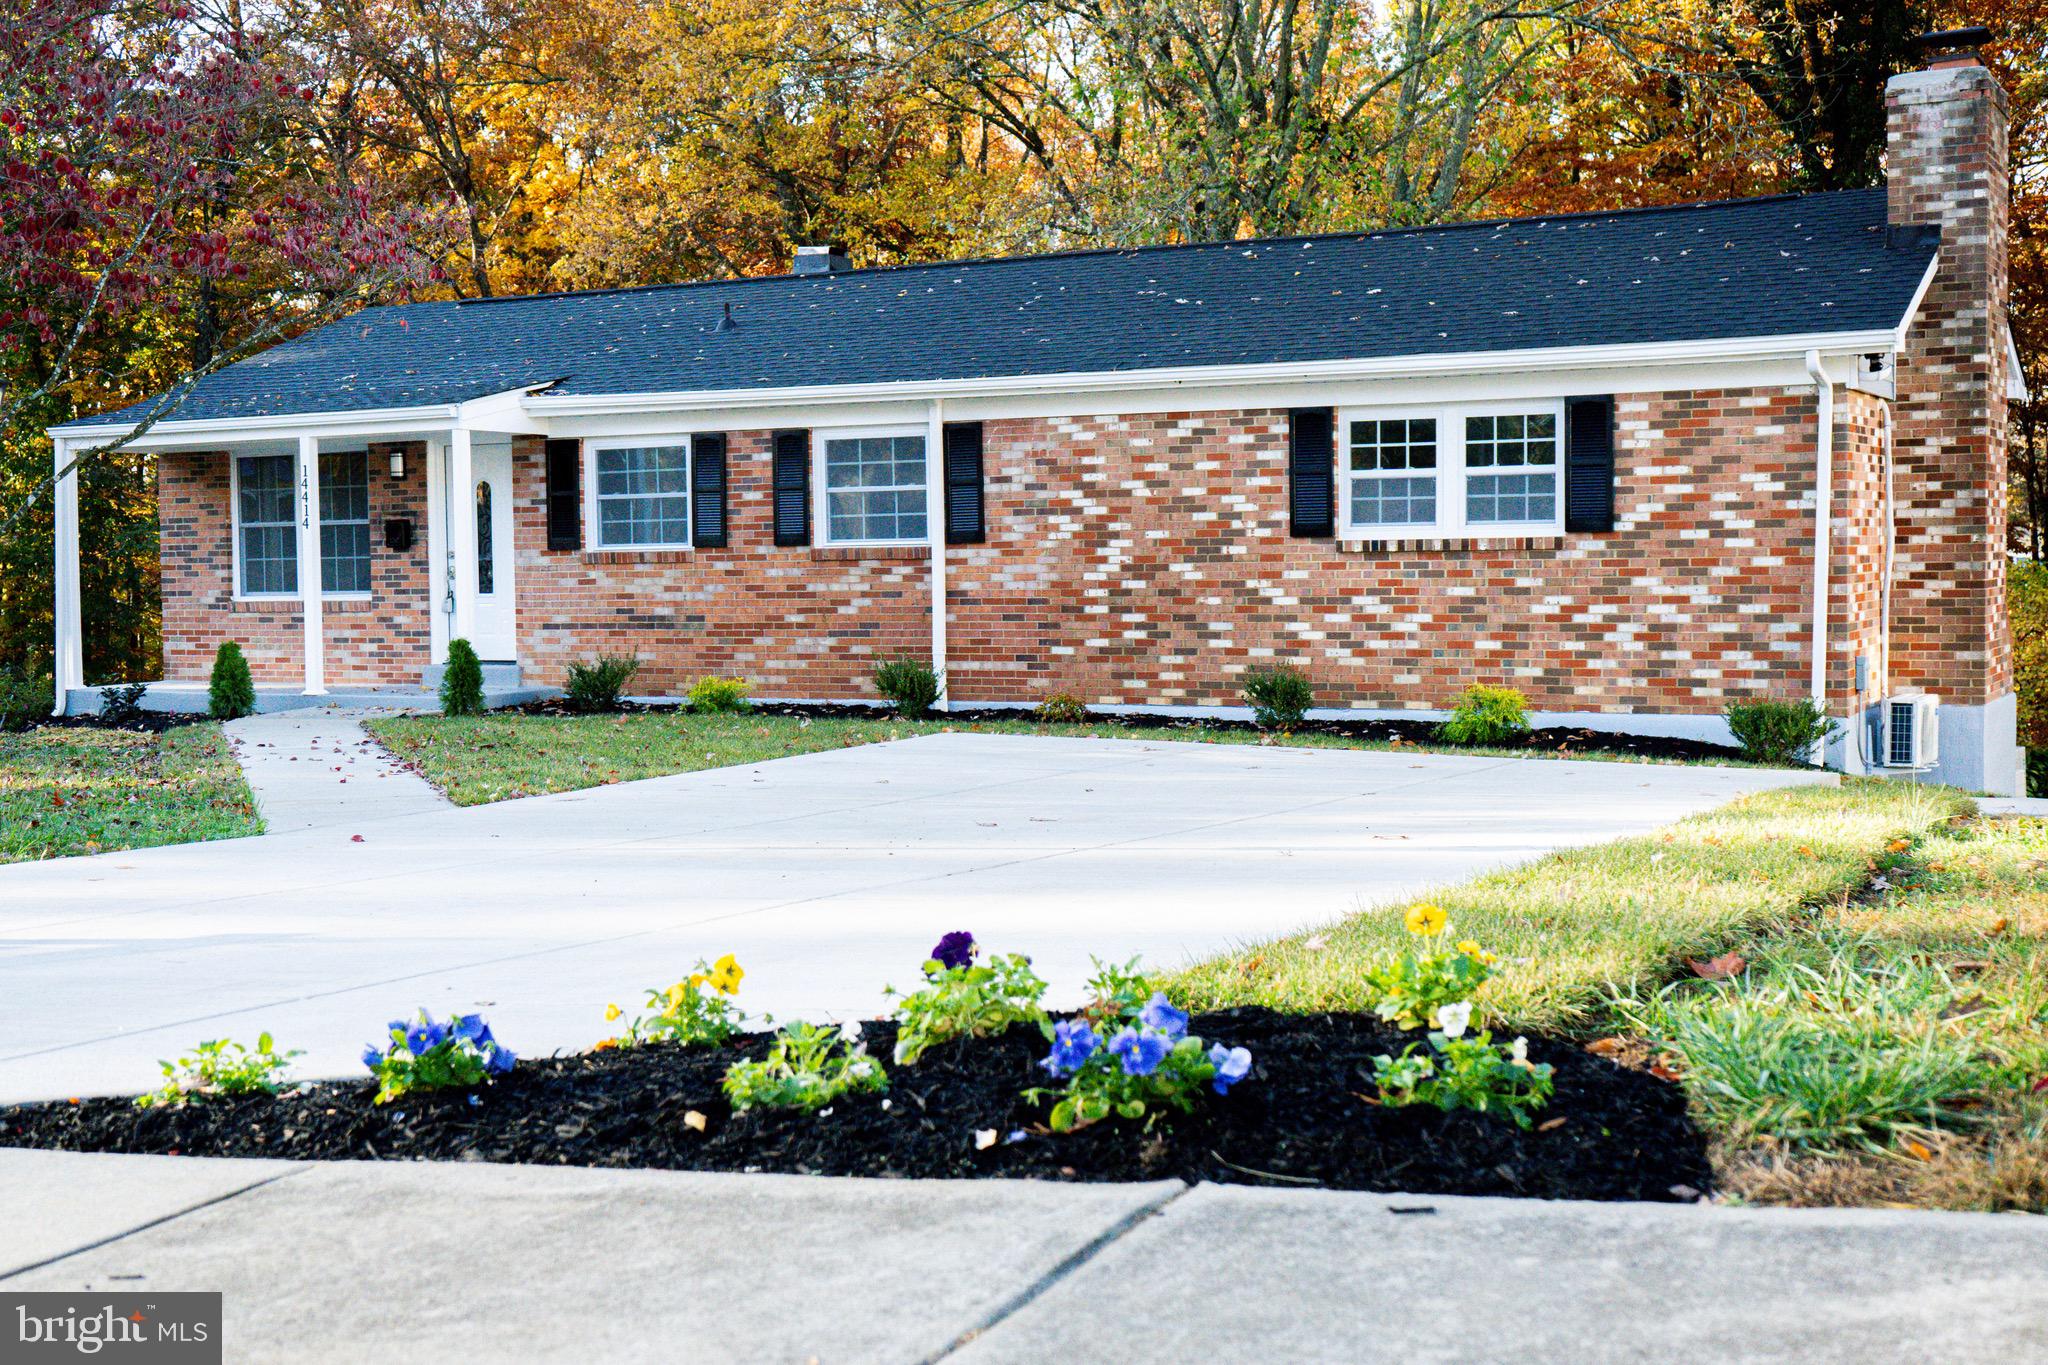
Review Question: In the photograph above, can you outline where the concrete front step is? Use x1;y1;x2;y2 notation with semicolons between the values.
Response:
420;660;523;691
63;681;556;716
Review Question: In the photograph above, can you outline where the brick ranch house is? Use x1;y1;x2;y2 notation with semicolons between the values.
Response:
48;38;2028;793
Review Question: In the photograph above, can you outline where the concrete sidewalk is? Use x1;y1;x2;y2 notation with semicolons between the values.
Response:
223;709;449;834
2;1150;2042;1362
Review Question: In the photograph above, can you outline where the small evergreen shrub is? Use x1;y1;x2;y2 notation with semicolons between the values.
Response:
1724;696;1835;765
1241;665;1313;731
99;682;148;726
1034;692;1088;724
0;666;51;732
687;675;752;713
564;653;641;712
1440;684;1530;747
440;638;486;716
208;642;255;720
873;655;942;718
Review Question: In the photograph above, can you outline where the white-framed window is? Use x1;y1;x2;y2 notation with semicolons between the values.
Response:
1337;400;1564;539
234;453;299;597
319;451;372;594
589;438;692;549
816;427;928;546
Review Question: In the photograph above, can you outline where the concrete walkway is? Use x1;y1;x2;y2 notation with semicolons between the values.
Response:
0;735;1827;1103
2;1150;2041;1362
223;709;449;834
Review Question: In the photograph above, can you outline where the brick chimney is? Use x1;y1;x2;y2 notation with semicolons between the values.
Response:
1883;26;2021;793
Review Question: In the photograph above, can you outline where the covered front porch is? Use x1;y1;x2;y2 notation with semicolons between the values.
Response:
48;391;544;714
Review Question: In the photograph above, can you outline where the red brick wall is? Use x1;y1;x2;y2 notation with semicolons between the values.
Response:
513;432;932;697
157;442;431;686
1887;61;2012;706
507;388;1851;716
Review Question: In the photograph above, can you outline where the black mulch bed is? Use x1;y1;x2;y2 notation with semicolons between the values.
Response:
0;1009;1711;1203
508;696;1756;766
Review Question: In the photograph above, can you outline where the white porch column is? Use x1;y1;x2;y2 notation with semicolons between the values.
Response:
425;437;451;664
927;399;949;712
297;433;326;695
448;425;477;646
50;435;84;714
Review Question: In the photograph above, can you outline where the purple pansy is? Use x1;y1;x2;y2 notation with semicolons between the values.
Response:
451;1014;487;1043
1109;1028;1172;1078
930;931;978;972
362;1043;385;1071
1208;1044;1253;1095
1040;1019;1099;1077
482;1043;516;1076
404;1014;447;1056
1138;992;1189;1040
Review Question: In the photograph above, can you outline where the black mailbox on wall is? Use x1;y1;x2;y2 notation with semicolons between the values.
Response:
384;518;415;552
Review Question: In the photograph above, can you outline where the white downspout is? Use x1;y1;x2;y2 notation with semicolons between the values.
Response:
50;434;84;715
1805;350;1833;765
928;398;949;712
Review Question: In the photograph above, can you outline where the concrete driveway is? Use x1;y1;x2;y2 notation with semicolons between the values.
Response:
0;734;1825;1103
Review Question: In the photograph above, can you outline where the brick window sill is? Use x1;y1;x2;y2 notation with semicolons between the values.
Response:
1338;535;1565;553
811;545;929;562
583;549;694;565
229;597;379;614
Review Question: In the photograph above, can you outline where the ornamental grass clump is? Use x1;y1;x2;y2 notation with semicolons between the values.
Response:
873;655;942;718
1439;683;1530;747
135;1033;301;1109
686;676;752;714
722;1020;887;1113
1027;959;1252;1132
886;931;1050;1065
603;954;745;1049
1241;665;1313;731
363;1009;515;1104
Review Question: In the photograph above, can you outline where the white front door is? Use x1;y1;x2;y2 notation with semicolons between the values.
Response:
466;444;518;661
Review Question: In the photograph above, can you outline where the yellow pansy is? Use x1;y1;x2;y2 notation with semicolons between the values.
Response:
604;1003;622;1022
708;954;744;996
667;983;689;1007
1404;903;1448;937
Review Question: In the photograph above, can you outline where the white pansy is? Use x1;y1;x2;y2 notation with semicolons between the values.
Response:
840;1019;863;1042
1434;1001;1473;1038
1510;1036;1530;1066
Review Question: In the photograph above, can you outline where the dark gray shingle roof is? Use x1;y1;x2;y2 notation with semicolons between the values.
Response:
84;188;1933;426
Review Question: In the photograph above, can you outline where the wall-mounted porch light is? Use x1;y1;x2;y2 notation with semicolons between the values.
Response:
389;450;406;480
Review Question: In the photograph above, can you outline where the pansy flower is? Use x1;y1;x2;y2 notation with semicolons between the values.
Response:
1138;992;1189;1040
1039;1019;1099;1077
1108;1028;1171;1078
1207;1044;1253;1095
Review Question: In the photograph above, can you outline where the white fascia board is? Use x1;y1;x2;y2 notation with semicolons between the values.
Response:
541;354;1867;440
49;385;552;447
522;329;1903;423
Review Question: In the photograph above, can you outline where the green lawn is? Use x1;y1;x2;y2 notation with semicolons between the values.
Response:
365;709;1756;807
0;723;263;863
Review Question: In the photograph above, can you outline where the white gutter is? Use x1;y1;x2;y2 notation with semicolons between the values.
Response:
517;329;1907;420
1806;349;1834;763
927;399;948;712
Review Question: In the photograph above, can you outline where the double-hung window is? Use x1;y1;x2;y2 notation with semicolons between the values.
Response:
234;451;374;598
591;440;692;549
236;454;299;597
1336;401;1563;539
818;429;928;545
319;452;372;594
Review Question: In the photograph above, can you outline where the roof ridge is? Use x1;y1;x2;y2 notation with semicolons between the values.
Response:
453;189;1865;309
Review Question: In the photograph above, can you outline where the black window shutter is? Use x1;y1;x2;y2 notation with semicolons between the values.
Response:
692;433;728;548
772;429;811;546
544;438;581;551
1288;408;1336;537
1564;396;1616;533
943;421;985;545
